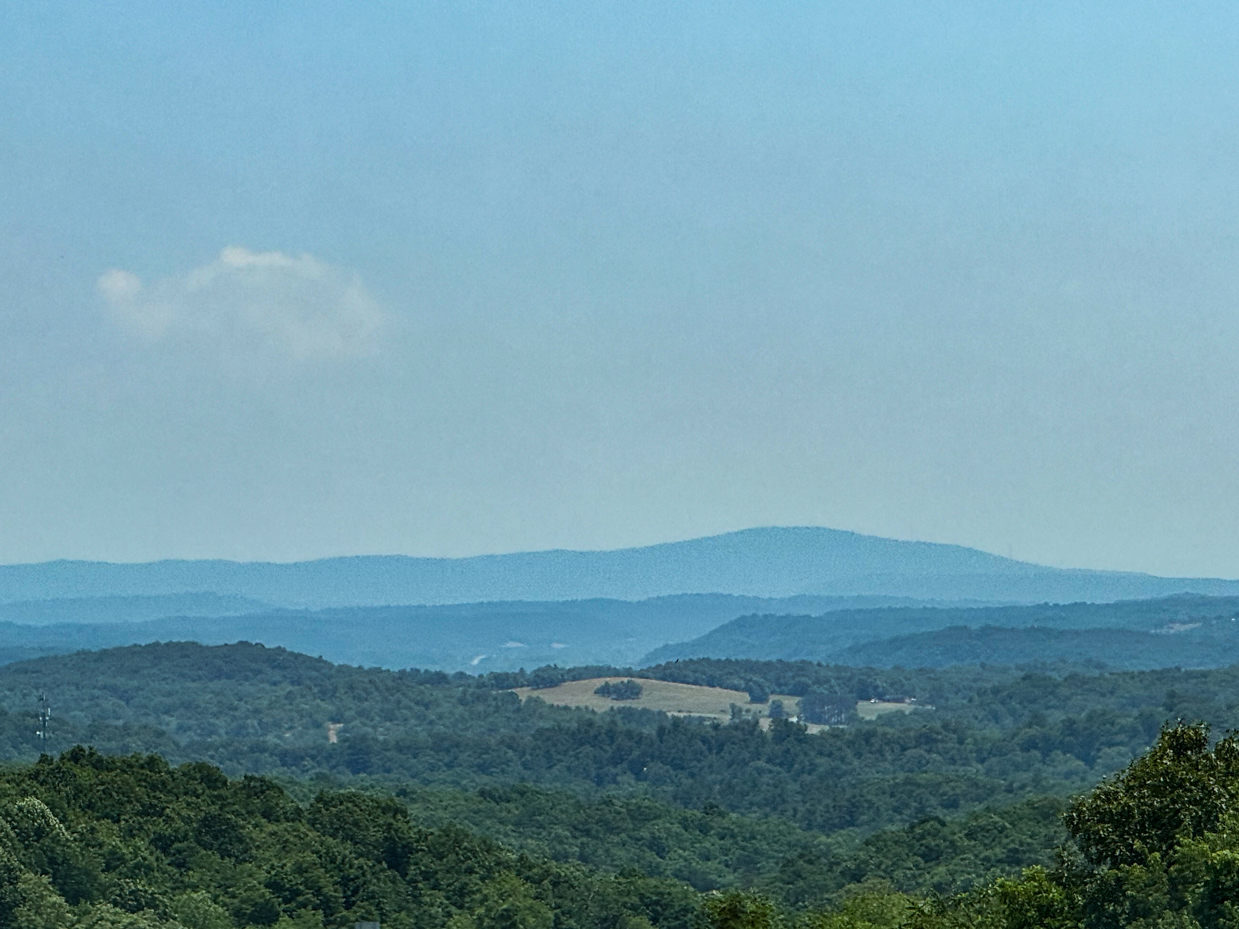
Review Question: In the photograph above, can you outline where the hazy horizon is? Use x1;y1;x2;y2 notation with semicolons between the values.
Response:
5;4;1239;577
1;525;1236;584
0;524;1042;569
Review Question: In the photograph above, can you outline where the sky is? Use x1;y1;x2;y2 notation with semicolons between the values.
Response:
2;2;1239;576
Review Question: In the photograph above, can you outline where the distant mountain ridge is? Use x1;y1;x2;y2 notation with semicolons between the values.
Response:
0;592;272;625
835;623;1239;671
642;595;1239;669
3;527;1238;607
0;594;930;673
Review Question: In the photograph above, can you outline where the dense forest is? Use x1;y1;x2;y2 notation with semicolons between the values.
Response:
5;646;1239;835
0;644;1199;835
1;723;1234;927
0;747;698;929
1;642;1239;919
2;649;1239;926
392;784;1067;901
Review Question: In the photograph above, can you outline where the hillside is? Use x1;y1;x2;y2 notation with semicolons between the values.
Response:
0;592;272;625
4;527;1238;606
0;749;699;929
0;593;922;672
644;594;1239;666
7;642;1239;837
837;622;1239;670
0;644;1088;908
8;643;1239;919
4;591;1237;675
0;716;1231;927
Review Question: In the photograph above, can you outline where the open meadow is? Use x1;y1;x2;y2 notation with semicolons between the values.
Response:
513;676;831;729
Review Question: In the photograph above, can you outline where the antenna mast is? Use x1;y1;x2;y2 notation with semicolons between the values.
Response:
35;691;51;743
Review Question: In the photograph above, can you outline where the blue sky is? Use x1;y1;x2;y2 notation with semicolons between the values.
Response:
3;2;1239;575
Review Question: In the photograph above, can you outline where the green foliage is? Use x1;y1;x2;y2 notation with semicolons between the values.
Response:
798;694;855;726
3;641;1235;905
595;680;644;701
0;748;698;929
701;891;780;929
18;644;1239;923
758;798;1066;905
799;883;913;929
1065;722;1239;867
387;780;1066;908
894;724;1239;928
0;644;1181;836
171;891;234;929
5;677;1239;928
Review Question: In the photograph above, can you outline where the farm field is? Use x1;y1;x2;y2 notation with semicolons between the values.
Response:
512;676;826;728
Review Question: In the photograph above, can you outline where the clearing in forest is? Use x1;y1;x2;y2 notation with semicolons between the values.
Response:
512;676;825;730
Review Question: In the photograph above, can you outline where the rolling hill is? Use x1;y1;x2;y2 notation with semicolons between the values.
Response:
643;595;1239;669
0;593;924;672
835;623;1239;670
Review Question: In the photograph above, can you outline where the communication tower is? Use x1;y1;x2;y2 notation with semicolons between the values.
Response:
35;691;51;742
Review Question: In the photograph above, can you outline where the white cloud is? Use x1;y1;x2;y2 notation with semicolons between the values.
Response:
97;247;385;360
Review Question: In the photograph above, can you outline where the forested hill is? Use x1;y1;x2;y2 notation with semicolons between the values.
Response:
4;592;1239;674
645;594;1239;667
4;642;1239;840
4;527;1238;606
836;622;1239;669
0;593;927;673
0;748;702;929
1;700;1237;926
0;643;1237;924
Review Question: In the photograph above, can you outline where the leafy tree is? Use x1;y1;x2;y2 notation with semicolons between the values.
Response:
0;748;698;929
701;891;780;929
745;683;770;705
1064;722;1239;867
596;680;644;701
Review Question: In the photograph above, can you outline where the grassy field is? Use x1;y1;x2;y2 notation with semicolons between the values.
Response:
513;676;824;729
515;677;929;729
